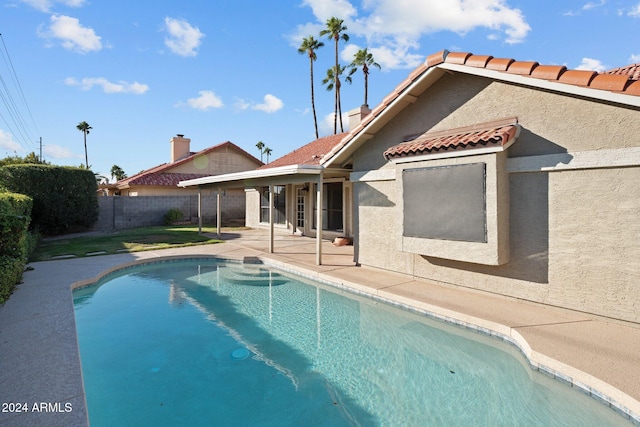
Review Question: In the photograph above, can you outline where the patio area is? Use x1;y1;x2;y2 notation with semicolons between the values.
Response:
1;228;639;426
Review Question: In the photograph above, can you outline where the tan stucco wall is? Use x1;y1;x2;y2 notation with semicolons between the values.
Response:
352;72;640;323
170;146;261;176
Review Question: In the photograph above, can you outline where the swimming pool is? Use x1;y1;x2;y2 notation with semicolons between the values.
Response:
73;259;631;426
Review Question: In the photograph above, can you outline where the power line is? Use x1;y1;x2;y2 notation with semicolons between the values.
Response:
0;33;39;151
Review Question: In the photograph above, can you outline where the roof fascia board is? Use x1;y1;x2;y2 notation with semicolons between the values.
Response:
178;164;323;187
439;62;640;108
323;66;448;168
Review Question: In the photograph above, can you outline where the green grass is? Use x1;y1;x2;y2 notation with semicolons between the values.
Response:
30;225;238;261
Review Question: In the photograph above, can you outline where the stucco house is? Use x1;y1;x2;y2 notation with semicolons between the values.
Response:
322;50;640;323
180;50;640;323
95;135;262;230
105;135;262;196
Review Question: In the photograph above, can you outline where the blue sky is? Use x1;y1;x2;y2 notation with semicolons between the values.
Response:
1;0;639;179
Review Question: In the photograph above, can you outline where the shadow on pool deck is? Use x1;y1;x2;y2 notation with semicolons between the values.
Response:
1;228;639;426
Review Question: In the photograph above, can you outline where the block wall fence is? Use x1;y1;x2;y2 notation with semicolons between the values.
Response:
93;193;245;231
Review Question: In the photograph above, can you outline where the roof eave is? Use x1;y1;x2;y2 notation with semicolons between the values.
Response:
178;164;325;188
439;62;640;108
322;66;449;168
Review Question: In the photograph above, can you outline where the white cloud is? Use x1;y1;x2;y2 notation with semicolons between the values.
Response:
630;54;640;63
0;129;22;154
252;94;284;113
65;77;149;94
164;17;204;57
180;90;223;110
575;57;608;72
20;0;85;13
301;0;358;22
38;14;102;53
628;3;640;17
234;94;284;113
583;0;606;11
43;144;82;159
296;0;530;70
319;111;350;135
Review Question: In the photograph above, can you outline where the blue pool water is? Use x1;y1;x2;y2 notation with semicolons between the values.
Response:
73;259;631;426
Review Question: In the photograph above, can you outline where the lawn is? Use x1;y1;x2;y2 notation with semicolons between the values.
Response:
30;225;234;261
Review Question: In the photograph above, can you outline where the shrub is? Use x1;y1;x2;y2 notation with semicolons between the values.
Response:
0;165;98;235
0;192;32;303
163;208;183;225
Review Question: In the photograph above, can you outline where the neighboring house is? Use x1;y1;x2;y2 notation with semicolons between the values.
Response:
180;50;640;323
322;50;640;323
96;135;262;230
106;135;262;196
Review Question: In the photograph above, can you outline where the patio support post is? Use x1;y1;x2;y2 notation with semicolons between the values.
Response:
217;188;222;238
269;184;274;253
316;172;323;265
197;187;202;234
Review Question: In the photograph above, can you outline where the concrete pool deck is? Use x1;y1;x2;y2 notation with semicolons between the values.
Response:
1;228;639;426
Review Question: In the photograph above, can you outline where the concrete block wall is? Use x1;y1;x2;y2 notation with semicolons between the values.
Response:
94;192;246;231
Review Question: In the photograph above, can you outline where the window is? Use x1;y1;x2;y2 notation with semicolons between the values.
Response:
313;182;343;231
260;186;286;224
403;163;486;243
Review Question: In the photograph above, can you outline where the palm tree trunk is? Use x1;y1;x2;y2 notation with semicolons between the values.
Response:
333;37;339;134
83;132;88;168
337;81;344;132
310;59;319;139
364;71;369;108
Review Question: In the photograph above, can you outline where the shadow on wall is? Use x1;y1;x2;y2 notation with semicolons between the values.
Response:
356;182;395;207
422;129;574;285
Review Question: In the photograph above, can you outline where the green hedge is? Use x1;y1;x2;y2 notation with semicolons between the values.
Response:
0;165;98;235
0;192;32;303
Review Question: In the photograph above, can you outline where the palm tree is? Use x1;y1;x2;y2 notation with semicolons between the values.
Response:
320;17;349;134
348;48;381;108
298;36;324;139
110;164;127;181
263;147;272;163
76;121;92;169
256;140;265;162
322;65;351;133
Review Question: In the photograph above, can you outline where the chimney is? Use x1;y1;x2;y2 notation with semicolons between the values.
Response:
170;134;191;162
348;105;371;131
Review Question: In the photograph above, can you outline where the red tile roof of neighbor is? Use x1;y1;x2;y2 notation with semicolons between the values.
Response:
260;133;348;169
116;141;262;188
605;63;640;81
322;50;640;166
383;117;519;160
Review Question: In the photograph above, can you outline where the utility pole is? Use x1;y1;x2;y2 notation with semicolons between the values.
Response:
39;137;42;162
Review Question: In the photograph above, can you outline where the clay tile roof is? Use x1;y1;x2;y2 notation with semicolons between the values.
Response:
558;69;597;86
507;61;539;75
590;73;633;92
486;57;515;71
383;118;519;160
466;55;493;68
426;50;448;67
624;80;640;96
605;63;640;81
440;50;640;96
116;140;261;188
260;133;347;169
531;65;567;80
129;172;210;186
445;51;472;65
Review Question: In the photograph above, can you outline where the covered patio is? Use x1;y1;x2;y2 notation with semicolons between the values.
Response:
178;163;352;266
